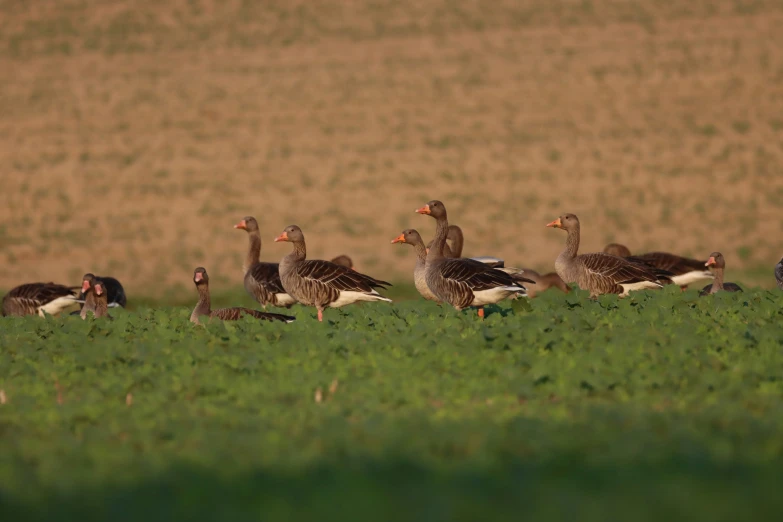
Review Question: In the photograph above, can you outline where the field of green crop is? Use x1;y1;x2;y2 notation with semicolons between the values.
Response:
2;286;783;521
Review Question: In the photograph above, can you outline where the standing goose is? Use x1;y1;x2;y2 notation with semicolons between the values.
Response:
775;257;783;290
603;243;713;290
519;269;571;298
417;200;534;318
235;216;297;309
547;214;671;298
274;225;392;322
699;252;742;296
391;229;439;302
79;273;109;319
190;267;296;324
1;282;80;317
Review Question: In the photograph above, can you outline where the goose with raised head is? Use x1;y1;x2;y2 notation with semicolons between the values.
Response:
235;216;297;309
603;243;713;290
775;257;783;290
274;225;392;322
190;267;296;324
1;282;80;317
547;214;671;298
699;253;742;296
391;229;439;302
519;269;571;298
417;200;534;318
79;273;109;319
77;275;126;309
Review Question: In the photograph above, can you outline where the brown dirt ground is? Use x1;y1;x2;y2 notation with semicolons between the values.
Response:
2;0;783;296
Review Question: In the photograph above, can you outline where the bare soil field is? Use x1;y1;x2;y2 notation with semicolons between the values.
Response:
2;0;783;296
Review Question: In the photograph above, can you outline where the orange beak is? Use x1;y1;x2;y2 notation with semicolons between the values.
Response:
415;204;431;215
274;231;289;242
94;283;104;296
391;233;406;244
546;218;562;228
705;257;716;267
194;272;204;283
234;220;247;230
81;280;90;293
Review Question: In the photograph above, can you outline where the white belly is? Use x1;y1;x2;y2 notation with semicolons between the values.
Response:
470;286;525;306
671;271;713;286
38;296;79;317
275;293;298;307
619;281;661;296
328;290;392;308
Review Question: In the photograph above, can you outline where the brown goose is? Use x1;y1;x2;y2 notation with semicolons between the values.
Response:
391;229;439;302
1;282;80;317
417;200;534;318
274;225;392;322
79;273;109;319
330;255;355;270
699;252;742;296
547;214;671;298
603;243;713;290
235;217;297;309
190;267;296;325
519;269;571;298
776;257;783;290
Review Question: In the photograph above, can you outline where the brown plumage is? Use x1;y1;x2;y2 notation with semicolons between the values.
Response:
519;269;571;297
417;200;533;318
776;257;783;290
275;225;392;322
699;252;742;296
190;267;296;325
2;282;79;317
603;243;713;290
235;216;297;309
548;214;671;298
79;273;109;319
330;255;354;270
392;229;439;302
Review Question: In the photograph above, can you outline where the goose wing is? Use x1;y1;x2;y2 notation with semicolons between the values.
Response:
627;252;706;275
295;260;391;292
247;262;287;294
211;307;295;323
578;253;664;284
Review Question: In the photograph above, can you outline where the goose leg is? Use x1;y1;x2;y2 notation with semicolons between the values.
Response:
477;307;484;319
680;286;688;292
317;308;324;322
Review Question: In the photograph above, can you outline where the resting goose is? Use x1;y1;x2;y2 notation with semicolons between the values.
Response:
776;257;783;290
417;200;534;318
235;216;297;309
547;214;671;298
274;225;392;322
1;282;80;317
520;269;571;298
190;267;296;324
699;252;742;296
77;275;126;309
603;243;713;290
391;229;439;302
79;273;109;319
330;255;355;270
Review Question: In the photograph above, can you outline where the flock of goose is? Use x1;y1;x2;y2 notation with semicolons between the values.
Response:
3;199;783;324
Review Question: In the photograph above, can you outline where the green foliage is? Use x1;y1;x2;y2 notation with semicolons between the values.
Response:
2;287;783;520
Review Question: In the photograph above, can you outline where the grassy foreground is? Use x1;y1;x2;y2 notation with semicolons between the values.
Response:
2;286;783;521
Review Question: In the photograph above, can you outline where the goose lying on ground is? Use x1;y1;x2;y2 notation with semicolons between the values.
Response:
699;252;742;296
519;269;571;298
274;225;392;322
603;243;713;290
79;273;109;319
1;282;80;317
190;267;296;324
235;216;297;309
417;200;534;318
547;214;672;298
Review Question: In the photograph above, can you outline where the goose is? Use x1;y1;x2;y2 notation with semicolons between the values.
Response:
603;243;713;290
417;200;534;318
274;225;392;322
391;229;439;302
547;214;671;298
79;273;109;319
426;225;506;267
77;275;126;309
330;255;355;270
776;257;783;290
519;269;571;298
190;267;296;324
699;252;742;296
234;216;297;309
1;282;80;317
